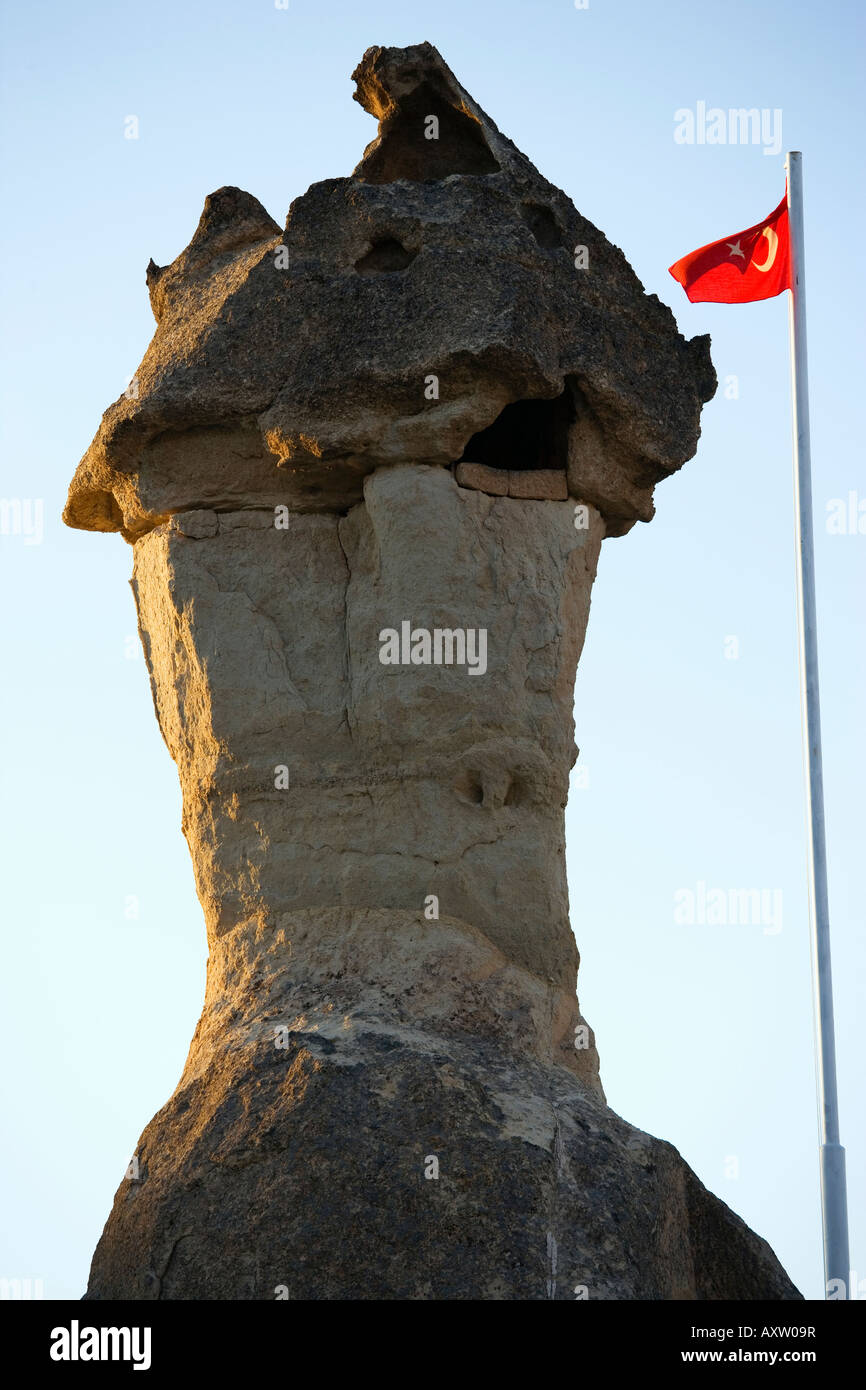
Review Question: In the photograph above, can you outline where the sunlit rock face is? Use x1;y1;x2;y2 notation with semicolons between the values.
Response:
66;43;800;1301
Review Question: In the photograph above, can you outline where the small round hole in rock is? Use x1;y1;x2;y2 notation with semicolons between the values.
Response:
521;202;562;250
355;238;418;274
454;770;485;805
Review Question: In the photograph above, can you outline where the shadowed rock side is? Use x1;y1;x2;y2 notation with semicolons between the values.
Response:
67;43;800;1300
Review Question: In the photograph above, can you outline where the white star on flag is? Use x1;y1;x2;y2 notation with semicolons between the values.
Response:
726;239;745;259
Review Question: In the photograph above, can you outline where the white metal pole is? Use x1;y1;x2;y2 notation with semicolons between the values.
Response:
785;150;849;1299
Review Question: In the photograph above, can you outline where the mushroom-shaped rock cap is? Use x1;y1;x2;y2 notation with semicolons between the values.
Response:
64;41;715;541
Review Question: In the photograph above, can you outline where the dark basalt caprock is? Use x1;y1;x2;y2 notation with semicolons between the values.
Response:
65;41;715;541
67;44;799;1301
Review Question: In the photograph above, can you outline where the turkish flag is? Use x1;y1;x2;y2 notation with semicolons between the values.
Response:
669;193;790;303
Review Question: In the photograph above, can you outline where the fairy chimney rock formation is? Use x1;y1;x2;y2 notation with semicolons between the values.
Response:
65;42;800;1301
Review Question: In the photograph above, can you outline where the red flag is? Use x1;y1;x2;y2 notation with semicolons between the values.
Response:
669;192;790;303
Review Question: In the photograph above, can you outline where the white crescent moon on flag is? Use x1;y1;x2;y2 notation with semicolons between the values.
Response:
753;227;778;273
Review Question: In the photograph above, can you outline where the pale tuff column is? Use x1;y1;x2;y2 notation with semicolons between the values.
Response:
131;466;604;1074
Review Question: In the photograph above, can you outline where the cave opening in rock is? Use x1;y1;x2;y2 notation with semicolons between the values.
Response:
521;202;562;250
360;82;501;183
355;237;418;274
458;390;573;472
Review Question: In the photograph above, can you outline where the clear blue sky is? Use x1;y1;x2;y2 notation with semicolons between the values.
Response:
1;0;863;1300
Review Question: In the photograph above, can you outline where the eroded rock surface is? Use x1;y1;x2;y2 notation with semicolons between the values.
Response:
64;42;714;540
67;43;799;1300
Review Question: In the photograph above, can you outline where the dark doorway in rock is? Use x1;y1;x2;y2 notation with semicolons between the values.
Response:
458;390;572;472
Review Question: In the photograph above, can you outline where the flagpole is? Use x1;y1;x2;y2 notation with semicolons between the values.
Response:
785;150;849;1299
